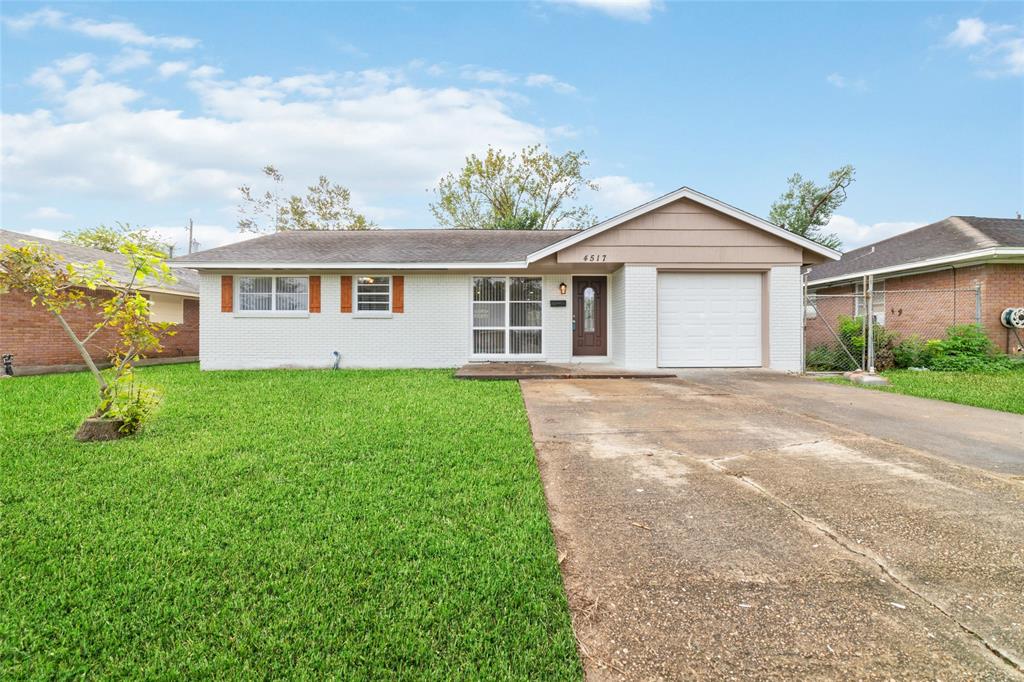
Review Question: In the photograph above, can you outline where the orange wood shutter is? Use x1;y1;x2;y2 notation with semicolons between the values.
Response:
392;275;404;313
221;275;233;312
340;276;352;313
309;276;321;313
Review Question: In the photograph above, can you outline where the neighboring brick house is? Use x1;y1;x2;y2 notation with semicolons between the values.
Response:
805;216;1024;354
1;230;200;374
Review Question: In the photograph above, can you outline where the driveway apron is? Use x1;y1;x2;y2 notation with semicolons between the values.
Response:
521;376;1024;681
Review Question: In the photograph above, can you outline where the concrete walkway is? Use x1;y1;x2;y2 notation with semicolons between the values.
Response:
522;374;1024;680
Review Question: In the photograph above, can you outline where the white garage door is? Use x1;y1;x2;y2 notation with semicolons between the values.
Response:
657;273;762;367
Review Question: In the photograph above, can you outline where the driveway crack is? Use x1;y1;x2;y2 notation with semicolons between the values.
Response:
704;457;1024;676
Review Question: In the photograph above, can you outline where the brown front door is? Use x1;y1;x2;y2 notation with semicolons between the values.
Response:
573;276;607;356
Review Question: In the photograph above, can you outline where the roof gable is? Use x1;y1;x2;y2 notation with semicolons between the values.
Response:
526;186;841;263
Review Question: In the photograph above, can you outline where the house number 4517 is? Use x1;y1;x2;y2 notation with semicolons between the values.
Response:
582;254;606;262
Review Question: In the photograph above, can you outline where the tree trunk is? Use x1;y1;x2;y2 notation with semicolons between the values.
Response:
51;311;108;395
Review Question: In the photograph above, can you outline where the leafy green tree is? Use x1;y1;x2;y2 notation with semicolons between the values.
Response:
238;165;374;232
769;165;855;250
430;145;597;230
62;222;172;257
0;240;176;433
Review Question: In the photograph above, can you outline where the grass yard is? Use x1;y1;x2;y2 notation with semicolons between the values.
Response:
0;364;581;680
823;369;1024;415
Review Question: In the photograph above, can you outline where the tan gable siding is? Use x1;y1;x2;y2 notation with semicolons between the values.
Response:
556;197;804;265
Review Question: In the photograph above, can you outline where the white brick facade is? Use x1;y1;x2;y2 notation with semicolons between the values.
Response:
767;265;803;372
200;266;805;371
200;272;573;370
609;267;625;366
621;265;659;369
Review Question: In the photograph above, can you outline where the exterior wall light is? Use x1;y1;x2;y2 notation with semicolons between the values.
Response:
559;282;567;295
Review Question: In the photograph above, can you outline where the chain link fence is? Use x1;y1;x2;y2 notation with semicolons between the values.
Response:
803;286;982;372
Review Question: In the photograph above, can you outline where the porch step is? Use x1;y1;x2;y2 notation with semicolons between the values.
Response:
454;362;677;381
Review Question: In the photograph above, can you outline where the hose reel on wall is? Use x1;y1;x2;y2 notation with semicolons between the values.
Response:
1001;308;1024;329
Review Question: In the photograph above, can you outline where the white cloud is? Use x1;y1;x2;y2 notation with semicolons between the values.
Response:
947;18;991;47
1;68;546;210
60;71;144;119
826;72;867;91
459;66;518;85
190;65;223;80
2;8;64;31
945;17;1023;77
109;48;152;73
25;228;62;241
549;0;660;22
158;61;191;78
549;124;581;138
148;223;256;254
27;67;65;94
825;215;924;250
332;41;368;59
525;73;577;94
28;206;72;220
54;53;95;74
591;175;657;217
4;8;198;49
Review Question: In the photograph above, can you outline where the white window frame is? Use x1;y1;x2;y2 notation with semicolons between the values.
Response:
469;276;544;359
235;274;310;317
354;275;392;318
854;281;886;325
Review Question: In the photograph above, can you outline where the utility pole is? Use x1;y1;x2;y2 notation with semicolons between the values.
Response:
187;219;195;254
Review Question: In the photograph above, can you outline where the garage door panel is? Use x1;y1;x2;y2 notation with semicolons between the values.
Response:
658;273;762;367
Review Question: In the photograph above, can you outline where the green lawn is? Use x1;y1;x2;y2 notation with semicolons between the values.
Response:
823;369;1024;414
0;364;581;680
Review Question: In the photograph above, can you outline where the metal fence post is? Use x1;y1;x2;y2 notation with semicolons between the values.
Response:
801;273;807;373
866;275;876;372
975;283;982;326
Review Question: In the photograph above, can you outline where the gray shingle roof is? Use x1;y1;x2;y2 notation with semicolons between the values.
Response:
171;229;581;265
1;229;199;295
806;216;1024;283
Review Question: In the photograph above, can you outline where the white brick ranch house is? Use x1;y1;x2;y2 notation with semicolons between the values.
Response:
173;187;838;372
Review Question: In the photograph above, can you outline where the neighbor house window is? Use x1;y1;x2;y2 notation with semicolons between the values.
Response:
238;276;308;312
854;282;886;325
356;276;391;313
472;276;542;355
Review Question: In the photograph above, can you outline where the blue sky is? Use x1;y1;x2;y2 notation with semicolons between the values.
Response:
2;1;1022;253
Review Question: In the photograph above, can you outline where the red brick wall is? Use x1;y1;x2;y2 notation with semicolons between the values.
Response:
875;266;983;344
804;283;856;350
805;263;1024;356
0;288;199;371
980;263;1024;353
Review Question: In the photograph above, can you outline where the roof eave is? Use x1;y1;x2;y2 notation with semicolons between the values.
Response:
524;186;842;263
168;260;532;270
806;247;1024;287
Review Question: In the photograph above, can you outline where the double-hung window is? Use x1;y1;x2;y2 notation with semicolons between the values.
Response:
472;276;543;355
854;282;886;325
238;275;308;313
356;276;391;313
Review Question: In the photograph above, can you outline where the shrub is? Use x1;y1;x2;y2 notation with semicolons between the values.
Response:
836;315;900;371
925;324;1014;373
805;344;857;371
892;335;933;369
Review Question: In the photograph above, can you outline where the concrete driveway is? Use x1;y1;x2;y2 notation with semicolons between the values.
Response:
521;372;1024;680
